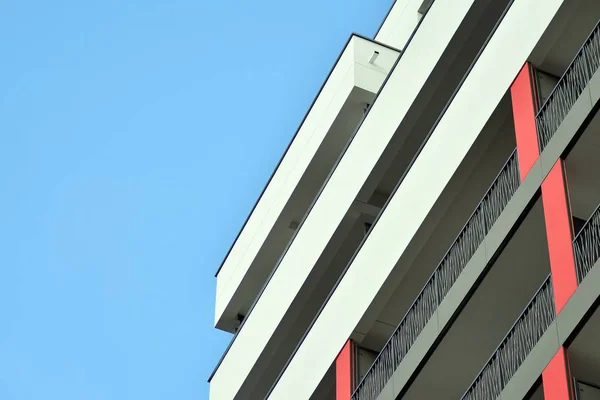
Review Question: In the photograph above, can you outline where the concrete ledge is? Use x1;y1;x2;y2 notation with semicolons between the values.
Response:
378;377;395;400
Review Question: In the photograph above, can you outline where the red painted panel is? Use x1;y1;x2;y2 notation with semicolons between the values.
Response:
542;347;573;399
511;62;540;180
541;160;578;313
336;340;354;400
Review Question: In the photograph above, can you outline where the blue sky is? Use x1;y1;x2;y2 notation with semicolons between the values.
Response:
0;1;390;398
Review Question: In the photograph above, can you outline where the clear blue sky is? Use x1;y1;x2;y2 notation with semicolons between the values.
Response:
0;1;390;398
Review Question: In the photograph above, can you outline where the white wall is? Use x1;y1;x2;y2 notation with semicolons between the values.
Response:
353;37;400;93
209;0;478;398
266;0;568;398
214;44;352;322
209;2;475;399
214;36;397;326
210;38;398;399
375;0;423;49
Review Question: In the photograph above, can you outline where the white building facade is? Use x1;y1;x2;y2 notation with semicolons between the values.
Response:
210;0;600;399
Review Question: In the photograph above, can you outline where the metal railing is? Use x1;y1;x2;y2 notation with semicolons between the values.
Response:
351;150;520;400
461;275;555;400
536;20;600;150
574;202;600;283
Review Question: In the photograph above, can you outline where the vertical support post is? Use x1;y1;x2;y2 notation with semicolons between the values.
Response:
541;160;578;313
542;347;575;400
336;339;355;400
511;62;540;181
510;62;578;399
511;61;578;313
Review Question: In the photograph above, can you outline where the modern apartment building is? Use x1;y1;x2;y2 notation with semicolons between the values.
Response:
209;0;600;398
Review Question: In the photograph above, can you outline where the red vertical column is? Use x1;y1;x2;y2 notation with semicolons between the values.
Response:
511;63;578;313
511;62;540;181
540;161;577;400
542;347;575;400
511;62;578;400
336;340;355;400
541;160;578;312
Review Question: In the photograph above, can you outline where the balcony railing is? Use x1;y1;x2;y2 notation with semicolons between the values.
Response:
574;203;600;283
461;275;555;400
536;20;600;150
351;150;520;400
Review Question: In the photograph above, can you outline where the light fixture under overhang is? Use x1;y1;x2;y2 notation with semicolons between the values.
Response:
368;50;379;64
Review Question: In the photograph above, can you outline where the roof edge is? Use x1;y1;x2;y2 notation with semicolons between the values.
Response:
213;34;400;278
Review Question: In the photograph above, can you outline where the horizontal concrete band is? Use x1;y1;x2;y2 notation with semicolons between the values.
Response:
262;0;482;397
210;0;473;397
377;49;600;400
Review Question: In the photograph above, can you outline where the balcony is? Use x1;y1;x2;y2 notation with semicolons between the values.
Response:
463;206;600;399
209;33;403;399
459;191;600;399
461;275;555;399
348;4;600;399
564;87;600;285
260;0;529;397
353;149;521;400
214;34;401;333
460;95;600;400
536;19;600;150
256;0;600;398
458;193;600;399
